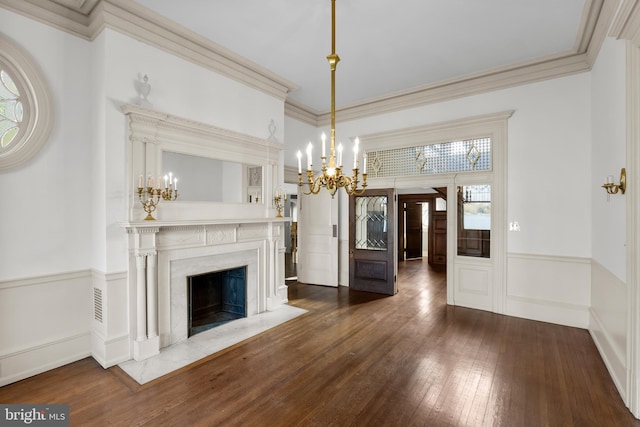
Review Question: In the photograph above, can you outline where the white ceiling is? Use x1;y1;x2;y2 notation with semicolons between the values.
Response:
134;0;587;113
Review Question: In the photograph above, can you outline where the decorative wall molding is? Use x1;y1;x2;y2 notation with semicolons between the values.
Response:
0;332;91;387
123;104;283;166
624;37;640;417
0;269;94;386
360;110;515;152
506;252;591;328
0;0;616;123
590;259;628;403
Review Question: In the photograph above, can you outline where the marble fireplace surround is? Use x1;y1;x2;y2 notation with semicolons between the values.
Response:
169;248;258;346
124;218;289;362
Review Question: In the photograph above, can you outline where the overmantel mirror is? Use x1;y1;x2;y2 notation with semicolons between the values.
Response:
162;151;263;204
123;104;281;221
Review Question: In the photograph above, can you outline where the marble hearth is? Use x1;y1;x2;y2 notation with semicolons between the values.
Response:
123;218;289;362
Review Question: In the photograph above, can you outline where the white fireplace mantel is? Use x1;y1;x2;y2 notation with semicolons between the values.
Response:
122;217;290;361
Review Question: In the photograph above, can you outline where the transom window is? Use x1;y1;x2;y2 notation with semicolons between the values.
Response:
367;137;491;178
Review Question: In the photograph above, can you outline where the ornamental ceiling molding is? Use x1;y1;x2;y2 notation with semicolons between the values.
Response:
610;0;640;44
0;0;295;102
0;0;617;125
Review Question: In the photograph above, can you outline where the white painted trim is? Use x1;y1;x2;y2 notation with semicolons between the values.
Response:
508;252;591;265
0;0;614;123
506;252;591;328
361;111;510;315
0;333;91;387
506;295;590;328
0;269;91;289
0;32;54;170
590;258;628;402
626;39;640;417
591;312;628;401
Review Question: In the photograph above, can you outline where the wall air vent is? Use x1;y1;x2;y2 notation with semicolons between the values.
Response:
93;288;103;323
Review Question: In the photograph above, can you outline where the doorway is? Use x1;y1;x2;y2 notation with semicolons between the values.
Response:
397;188;447;270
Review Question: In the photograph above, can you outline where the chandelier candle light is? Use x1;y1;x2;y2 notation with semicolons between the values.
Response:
297;0;367;197
137;172;179;220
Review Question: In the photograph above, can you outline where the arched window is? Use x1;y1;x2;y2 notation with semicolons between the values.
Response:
0;33;53;170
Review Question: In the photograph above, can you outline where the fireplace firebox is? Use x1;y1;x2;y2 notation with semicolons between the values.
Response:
188;266;247;337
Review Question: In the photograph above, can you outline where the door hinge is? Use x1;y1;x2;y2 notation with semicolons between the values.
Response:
333;224;338;237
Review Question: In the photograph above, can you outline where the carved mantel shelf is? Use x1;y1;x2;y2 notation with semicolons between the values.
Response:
121;217;290;231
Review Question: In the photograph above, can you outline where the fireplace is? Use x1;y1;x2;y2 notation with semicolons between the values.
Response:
188;267;247;337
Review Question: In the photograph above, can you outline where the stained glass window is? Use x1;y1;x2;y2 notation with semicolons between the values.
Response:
0;69;23;150
367;137;491;178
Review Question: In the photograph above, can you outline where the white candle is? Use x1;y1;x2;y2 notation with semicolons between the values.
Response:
138;175;143;188
164;175;168;189
169;172;173;185
607;175;614;184
296;151;302;173
363;153;367;174
307;142;313;170
157;176;161;190
174;178;177;190
321;133;326;158
338;143;343;167
147;175;152;188
353;145;359;169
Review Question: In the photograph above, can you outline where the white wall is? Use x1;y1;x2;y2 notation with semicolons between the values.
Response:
286;70;593;319
0;9;94;385
0;10;287;383
0;10;93;281
589;36;628;400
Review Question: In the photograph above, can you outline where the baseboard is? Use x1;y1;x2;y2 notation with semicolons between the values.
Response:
0;333;91;387
91;332;131;368
590;307;627;401
506;295;590;328
506;253;590;328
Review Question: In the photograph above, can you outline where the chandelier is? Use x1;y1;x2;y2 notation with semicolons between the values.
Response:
297;0;367;197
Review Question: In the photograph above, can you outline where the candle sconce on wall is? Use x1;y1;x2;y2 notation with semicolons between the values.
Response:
602;168;626;201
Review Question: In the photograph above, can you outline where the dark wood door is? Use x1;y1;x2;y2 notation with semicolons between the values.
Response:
349;189;396;295
405;202;423;259
429;208;447;265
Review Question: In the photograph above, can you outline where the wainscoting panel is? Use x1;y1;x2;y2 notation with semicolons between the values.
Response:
90;270;130;368
506;253;590;328
0;271;93;386
589;260;627;401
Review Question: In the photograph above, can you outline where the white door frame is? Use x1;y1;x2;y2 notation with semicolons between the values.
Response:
360;111;512;313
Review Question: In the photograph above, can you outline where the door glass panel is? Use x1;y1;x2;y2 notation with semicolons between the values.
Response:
457;185;491;258
355;195;388;251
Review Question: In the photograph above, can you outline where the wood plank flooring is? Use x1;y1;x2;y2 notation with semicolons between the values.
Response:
1;259;638;426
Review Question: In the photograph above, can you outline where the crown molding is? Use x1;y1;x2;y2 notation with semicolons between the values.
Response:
284;100;321;127
0;0;616;123
312;52;591;126
0;0;296;102
292;0;615;126
0;0;94;38
611;0;640;44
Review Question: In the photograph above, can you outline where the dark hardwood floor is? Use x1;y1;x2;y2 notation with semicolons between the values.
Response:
1;258;637;426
